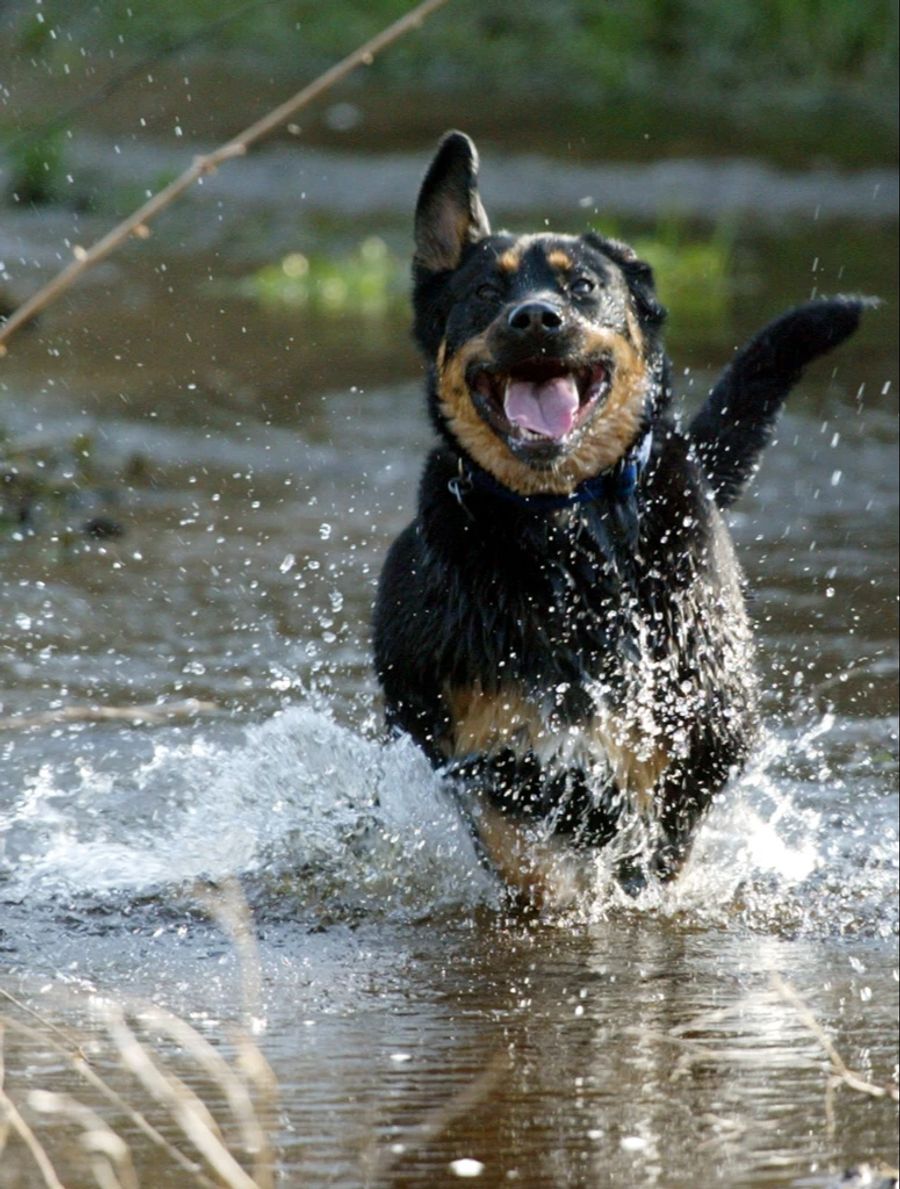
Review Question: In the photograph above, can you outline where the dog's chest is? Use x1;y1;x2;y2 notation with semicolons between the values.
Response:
441;676;669;812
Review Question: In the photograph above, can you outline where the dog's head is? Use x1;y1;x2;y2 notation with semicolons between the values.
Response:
413;132;668;497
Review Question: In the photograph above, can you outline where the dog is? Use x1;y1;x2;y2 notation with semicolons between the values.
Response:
373;131;864;904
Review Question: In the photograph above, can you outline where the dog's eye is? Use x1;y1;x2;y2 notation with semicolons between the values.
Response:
571;276;596;297
476;282;502;302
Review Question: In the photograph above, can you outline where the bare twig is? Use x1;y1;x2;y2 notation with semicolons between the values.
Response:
0;698;219;732
0;987;89;1057
771;973;899;1134
0;0;453;355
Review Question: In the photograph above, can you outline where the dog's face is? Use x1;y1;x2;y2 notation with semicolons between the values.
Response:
412;133;668;496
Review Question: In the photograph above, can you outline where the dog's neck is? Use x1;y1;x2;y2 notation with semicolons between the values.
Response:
448;427;654;515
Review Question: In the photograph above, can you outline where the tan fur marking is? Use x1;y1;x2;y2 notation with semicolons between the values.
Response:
624;307;645;353
443;681;670;898
438;326;650;496
547;250;573;271
474;804;583;908
442;682;546;756
442;682;668;809
591;716;669;816
497;248;521;273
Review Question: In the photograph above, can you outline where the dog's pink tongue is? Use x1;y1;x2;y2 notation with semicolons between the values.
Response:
504;375;579;439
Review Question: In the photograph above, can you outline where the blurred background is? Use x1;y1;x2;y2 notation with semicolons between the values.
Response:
2;0;898;158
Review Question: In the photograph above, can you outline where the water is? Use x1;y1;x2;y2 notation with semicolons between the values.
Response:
0;145;897;1187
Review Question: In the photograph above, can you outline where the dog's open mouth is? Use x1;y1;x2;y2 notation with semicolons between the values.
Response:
469;359;610;448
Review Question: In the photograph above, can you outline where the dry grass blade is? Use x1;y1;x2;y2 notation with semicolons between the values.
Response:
28;1089;138;1189
198;880;263;1029
0;884;277;1188
0;699;219;732
0;1025;68;1189
101;1001;259;1189
133;1003;273;1189
363;1050;510;1183
0;0;453;355
0;1007;216;1188
197;879;278;1187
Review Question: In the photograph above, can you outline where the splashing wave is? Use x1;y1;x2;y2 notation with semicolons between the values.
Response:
1;706;895;936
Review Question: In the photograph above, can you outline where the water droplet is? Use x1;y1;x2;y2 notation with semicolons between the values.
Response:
450;1159;484;1178
620;1136;647;1152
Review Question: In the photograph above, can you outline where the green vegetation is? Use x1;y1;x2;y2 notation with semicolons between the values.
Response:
5;0;898;135
242;235;404;315
629;218;735;335
1;126;66;206
239;219;735;337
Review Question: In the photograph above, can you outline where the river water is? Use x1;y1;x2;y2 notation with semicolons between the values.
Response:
0;139;897;1188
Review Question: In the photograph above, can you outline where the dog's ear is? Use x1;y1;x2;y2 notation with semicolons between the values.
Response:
414;131;491;274
596;234;665;328
591;234;666;326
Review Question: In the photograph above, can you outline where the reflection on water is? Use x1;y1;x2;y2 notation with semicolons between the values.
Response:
0;161;897;1186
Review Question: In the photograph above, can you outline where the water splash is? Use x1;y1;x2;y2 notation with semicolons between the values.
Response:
0;706;494;918
1;706;895;937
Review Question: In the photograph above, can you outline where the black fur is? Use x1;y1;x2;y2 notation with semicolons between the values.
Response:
689;296;867;507
373;131;865;899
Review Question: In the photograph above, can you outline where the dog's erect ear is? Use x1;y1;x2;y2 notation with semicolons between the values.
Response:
414;131;491;274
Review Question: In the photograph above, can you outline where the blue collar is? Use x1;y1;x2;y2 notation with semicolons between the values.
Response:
448;429;653;514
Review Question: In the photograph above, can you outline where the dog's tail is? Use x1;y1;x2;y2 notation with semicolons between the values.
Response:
688;296;870;509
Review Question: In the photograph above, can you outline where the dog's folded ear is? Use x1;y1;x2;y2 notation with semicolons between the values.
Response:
414;131;491;274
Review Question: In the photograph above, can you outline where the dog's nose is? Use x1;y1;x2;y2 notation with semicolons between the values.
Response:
507;300;564;335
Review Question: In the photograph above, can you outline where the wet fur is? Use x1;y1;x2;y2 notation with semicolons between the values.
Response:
374;131;865;903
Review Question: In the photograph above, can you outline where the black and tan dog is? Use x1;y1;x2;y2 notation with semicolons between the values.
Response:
374;131;864;903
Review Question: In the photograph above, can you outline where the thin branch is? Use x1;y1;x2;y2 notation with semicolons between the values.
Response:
771;974;900;1103
0;0;453;355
